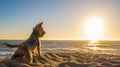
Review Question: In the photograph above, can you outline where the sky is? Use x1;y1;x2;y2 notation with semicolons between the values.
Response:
0;0;120;40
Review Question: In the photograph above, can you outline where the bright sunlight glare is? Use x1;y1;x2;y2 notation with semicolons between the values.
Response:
88;40;100;50
85;17;104;40
88;40;99;46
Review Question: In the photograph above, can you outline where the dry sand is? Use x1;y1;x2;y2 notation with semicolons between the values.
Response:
0;52;120;67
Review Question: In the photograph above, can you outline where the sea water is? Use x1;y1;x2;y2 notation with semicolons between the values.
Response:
0;40;120;57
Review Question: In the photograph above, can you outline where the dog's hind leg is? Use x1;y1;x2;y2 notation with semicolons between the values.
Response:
11;50;23;59
11;52;18;59
25;50;33;64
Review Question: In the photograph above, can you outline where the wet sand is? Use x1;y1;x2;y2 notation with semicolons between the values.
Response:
0;52;120;67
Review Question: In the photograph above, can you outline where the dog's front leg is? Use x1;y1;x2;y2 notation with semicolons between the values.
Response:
37;41;41;57
37;44;41;57
25;50;33;64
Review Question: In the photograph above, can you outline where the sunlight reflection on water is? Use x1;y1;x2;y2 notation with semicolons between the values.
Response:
85;40;119;55
88;46;100;50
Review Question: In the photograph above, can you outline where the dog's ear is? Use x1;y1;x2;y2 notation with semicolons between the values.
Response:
40;21;43;26
37;21;43;27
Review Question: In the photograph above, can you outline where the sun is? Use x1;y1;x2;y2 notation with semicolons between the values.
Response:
85;17;104;40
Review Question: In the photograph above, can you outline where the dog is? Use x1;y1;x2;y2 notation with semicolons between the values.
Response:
11;22;45;64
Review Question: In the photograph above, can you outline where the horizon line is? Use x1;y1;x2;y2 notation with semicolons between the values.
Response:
0;39;120;41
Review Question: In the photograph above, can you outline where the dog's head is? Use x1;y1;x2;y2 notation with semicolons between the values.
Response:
33;22;46;37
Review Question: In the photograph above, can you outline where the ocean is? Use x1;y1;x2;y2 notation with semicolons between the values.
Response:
0;40;120;57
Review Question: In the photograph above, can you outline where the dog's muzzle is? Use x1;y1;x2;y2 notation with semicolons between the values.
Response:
40;31;46;37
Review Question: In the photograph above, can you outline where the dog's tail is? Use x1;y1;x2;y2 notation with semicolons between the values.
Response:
2;43;18;48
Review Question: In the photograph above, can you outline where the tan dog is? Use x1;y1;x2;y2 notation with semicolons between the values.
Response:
11;22;45;64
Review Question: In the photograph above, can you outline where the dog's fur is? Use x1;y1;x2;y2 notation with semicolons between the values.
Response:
11;22;45;64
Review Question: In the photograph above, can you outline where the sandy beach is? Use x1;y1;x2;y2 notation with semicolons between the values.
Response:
0;52;120;67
